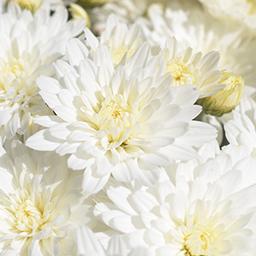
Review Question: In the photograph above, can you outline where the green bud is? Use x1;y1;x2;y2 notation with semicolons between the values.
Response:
198;72;244;117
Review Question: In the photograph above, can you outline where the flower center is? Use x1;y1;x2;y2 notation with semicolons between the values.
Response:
98;96;129;122
183;227;215;256
247;0;256;14
0;57;37;106
0;58;24;90
167;59;194;85
5;191;49;236
96;95;132;147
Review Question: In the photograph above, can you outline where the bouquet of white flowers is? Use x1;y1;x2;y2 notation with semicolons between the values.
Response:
0;0;256;255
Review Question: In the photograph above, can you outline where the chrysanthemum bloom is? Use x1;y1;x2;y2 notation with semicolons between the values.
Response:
26;32;216;192
0;5;83;141
158;37;222;98
225;89;256;158
83;15;146;67
139;2;256;116
95;145;256;256
0;141;93;255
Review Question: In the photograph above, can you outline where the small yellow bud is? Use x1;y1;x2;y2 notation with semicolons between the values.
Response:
69;3;91;28
12;0;42;12
77;0;111;8
198;72;244;117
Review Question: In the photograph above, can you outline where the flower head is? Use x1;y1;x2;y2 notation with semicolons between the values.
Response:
0;6;83;140
160;37;222;98
0;141;89;255
26;22;216;192
96;145;256;256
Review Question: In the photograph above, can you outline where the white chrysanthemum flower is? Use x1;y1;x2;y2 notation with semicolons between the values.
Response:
141;1;256;122
84;15;146;66
140;3;256;107
0;141;93;255
95;146;256;256
150;3;256;79
26;34;216;191
0;6;83;141
158;37;222;98
199;0;256;30
225;89;256;158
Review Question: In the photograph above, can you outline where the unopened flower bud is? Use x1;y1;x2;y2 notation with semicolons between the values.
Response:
198;72;244;117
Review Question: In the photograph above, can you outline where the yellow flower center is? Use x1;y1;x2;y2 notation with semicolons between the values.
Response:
112;109;122;119
0;57;37;105
6;191;50;236
247;0;256;14
98;96;129;122
183;226;216;256
0;58;24;89
3;62;23;77
167;59;194;85
95;95;132;146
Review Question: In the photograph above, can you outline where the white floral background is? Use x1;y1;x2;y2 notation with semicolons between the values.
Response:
0;0;256;255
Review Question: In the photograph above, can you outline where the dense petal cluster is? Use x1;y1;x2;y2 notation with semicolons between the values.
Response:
0;5;83;141
0;0;256;255
26;24;217;191
0;141;94;255
95;146;256;255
